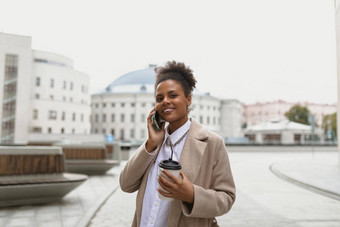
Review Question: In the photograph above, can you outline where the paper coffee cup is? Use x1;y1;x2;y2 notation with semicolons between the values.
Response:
158;159;182;201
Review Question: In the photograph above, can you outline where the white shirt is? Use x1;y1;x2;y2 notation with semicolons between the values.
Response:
140;119;191;227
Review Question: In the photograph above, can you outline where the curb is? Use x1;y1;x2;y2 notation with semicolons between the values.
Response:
269;163;340;201
75;164;124;227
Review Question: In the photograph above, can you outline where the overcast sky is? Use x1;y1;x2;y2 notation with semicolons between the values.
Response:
0;0;337;104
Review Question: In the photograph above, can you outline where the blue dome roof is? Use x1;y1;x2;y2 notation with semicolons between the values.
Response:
105;67;156;93
98;66;209;96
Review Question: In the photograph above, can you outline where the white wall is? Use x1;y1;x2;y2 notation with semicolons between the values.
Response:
0;33;33;143
31;50;91;135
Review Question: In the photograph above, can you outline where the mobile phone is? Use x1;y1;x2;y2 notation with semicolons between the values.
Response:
152;111;164;130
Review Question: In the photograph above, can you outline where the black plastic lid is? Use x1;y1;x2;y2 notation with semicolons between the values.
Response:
158;159;182;170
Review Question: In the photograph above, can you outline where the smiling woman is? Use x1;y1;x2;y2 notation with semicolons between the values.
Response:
120;61;236;227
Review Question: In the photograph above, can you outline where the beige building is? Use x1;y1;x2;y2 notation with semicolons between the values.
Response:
243;100;336;127
91;66;243;141
0;33;90;144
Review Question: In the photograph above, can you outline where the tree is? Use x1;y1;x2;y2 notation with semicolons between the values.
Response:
284;105;311;125
322;112;337;140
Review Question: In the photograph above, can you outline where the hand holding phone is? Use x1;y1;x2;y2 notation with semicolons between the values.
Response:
152;111;165;130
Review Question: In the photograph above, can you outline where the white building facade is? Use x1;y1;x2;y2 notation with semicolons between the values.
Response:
0;33;90;144
91;66;243;141
244;119;323;144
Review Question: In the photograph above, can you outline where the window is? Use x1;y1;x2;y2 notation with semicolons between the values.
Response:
207;116;210;124
50;79;54;88
121;114;125;122
61;128;64;134
35;93;40;99
130;129;135;138
70;82;73;90
131;114;135;123
120;129;125;140
111;103;115;107
81;85;87;94
48;127;52;133
95;114;99;122
50;95;54;100
32;127;42;133
102;129;106;134
102;114;106;122
111;114;115;122
63;81;66;89
72;128;75;134
36;77;41;86
121;103;125;107
72;113;76;121
48;111;57;120
111;129;115;135
199;116;203;124
95;103;99;108
103;103;106;108
33;109;38;120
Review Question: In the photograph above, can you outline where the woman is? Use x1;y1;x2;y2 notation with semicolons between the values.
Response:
120;61;236;227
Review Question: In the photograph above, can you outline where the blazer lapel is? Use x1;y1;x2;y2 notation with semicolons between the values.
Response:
180;118;209;182
168;119;209;226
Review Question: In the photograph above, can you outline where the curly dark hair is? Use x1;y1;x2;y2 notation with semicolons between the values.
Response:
154;61;197;97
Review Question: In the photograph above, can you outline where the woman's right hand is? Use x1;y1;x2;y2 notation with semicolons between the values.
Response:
145;107;165;152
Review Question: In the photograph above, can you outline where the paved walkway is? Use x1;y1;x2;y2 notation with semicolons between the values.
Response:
0;164;124;227
90;150;340;227
0;150;339;227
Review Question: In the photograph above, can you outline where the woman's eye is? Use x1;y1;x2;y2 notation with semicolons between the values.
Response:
170;94;177;98
156;97;163;102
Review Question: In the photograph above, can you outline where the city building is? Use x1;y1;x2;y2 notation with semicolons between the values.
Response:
244;119;323;144
243;100;336;127
0;33;90;144
91;66;243;141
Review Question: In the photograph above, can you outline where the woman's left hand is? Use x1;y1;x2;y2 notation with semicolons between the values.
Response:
158;170;194;204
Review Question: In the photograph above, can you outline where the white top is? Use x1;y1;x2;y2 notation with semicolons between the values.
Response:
140;119;191;227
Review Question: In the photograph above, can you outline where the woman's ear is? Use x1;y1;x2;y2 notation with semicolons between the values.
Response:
187;95;192;106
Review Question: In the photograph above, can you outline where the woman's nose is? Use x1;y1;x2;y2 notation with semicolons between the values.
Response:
162;96;170;105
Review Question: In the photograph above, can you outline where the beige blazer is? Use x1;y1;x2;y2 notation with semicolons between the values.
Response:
120;119;236;227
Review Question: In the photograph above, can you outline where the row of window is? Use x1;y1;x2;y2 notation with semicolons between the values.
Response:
92;113;220;125
92;102;154;108
92;102;220;111
92;128;145;140
35;77;88;94
33;109;85;122
246;111;282;117
93;113;145;123
34;93;88;105
32;127;86;134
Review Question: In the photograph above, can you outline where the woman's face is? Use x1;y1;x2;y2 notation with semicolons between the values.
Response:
155;79;191;132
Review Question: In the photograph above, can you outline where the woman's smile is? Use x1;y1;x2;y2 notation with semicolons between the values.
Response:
162;108;175;114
